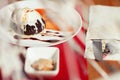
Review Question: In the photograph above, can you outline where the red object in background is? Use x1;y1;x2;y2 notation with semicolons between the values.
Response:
46;5;88;80
0;69;2;80
44;41;88;80
45;26;88;80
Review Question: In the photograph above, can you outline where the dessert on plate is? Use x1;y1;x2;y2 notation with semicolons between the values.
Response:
11;7;66;43
11;7;46;35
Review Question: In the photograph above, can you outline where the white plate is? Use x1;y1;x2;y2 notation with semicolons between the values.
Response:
0;0;82;47
24;47;59;78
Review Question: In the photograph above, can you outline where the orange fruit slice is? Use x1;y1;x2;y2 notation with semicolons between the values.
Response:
35;9;60;31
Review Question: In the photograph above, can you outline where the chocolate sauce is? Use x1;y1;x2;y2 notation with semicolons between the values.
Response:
57;35;64;37
40;33;64;38
14;35;21;39
35;19;42;33
14;35;60;43
23;37;60;43
46;31;59;34
42;40;60;43
45;30;65;37
41;18;45;25
24;19;45;35
55;32;60;34
24;24;36;35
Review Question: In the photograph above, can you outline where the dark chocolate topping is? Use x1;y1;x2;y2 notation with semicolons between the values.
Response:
24;24;36;35
24;19;45;35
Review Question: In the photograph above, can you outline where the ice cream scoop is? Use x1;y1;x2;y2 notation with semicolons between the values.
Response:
11;7;46;35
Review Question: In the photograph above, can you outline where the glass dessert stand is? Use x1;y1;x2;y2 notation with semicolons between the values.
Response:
0;0;85;80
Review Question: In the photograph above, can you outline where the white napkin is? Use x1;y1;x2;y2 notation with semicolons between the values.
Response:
84;5;120;60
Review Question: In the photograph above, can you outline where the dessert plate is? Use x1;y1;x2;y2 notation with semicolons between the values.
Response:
0;0;82;46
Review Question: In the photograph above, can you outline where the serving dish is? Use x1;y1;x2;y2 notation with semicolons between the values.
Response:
0;0;82;46
24;47;59;78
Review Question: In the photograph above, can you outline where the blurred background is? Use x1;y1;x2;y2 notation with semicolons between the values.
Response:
0;0;120;80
